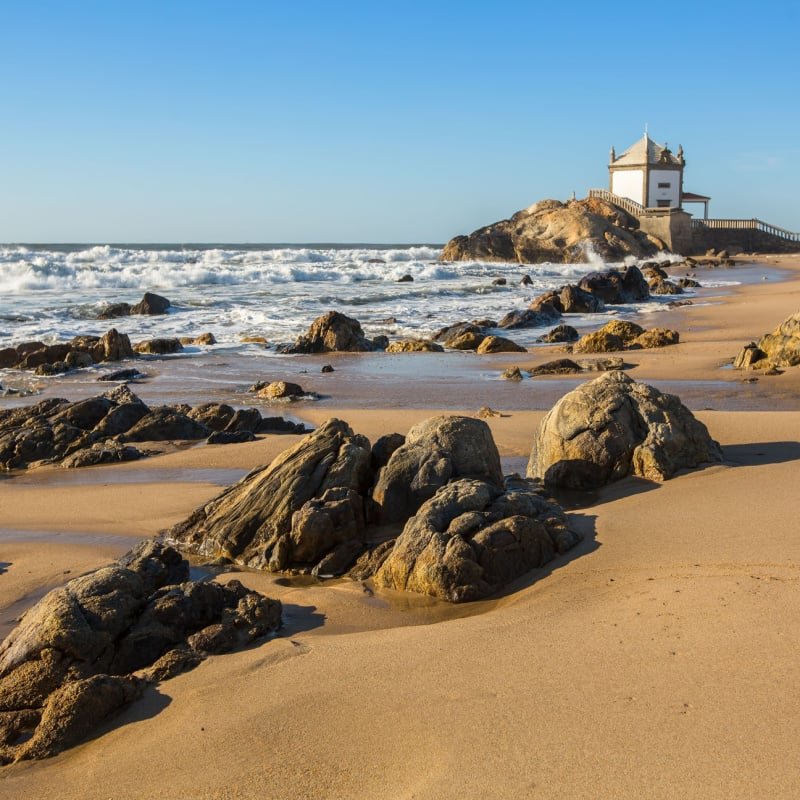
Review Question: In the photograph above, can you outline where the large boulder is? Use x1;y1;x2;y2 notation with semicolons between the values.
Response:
373;476;579;602
372;416;504;525
577;266;650;304
280;311;381;354
167;419;373;573
527;371;723;489
441;198;656;264
0;541;281;762
755;311;800;367
476;336;526;354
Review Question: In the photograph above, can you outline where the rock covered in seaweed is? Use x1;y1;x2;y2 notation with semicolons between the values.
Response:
527;371;723;489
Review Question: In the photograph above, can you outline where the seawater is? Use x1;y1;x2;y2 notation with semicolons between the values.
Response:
0;243;735;354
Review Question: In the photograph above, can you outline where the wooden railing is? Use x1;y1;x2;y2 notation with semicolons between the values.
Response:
588;188;645;217
691;218;800;242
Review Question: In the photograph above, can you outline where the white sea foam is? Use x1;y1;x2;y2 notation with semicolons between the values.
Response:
0;244;726;353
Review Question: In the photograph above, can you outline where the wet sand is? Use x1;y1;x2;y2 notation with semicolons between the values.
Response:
1;255;799;798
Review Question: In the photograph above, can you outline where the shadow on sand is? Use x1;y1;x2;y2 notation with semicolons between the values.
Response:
723;441;800;467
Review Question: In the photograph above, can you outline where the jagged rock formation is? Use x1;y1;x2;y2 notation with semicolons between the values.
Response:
168;419;374;572
168;415;581;601
0;388;303;470
441;197;659;264
733;311;800;369
0;541;281;763
527;371;723;489
0;329;134;375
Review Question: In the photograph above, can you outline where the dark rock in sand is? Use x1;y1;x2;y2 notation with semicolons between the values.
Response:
257;417;305;434
538;324;579;343
167;419;372;573
529;358;583;376
60;440;146;469
121;407;210;442
527;371;723;489
0;541;280;762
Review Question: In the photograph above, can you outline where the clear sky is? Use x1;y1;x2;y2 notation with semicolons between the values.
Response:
1;0;798;242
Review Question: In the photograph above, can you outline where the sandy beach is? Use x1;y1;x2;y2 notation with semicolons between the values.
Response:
2;256;800;798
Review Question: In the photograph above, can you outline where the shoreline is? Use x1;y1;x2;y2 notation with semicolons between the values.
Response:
1;254;799;798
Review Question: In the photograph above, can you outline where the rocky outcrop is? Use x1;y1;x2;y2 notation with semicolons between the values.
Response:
0;329;134;375
373;476;579;602
372;416;504;525
168;415;581;601
251;381;308;400
0;389;302;470
0;541;281;763
734;311;800;369
577;266;650;304
527;371;723;489
279;311;385;354
167;419;374;573
572;320;679;354
441;198;658;264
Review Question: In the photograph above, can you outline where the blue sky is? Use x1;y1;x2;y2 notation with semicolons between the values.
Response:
1;1;798;242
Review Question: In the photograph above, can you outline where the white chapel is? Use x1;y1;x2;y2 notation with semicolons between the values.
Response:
608;133;710;219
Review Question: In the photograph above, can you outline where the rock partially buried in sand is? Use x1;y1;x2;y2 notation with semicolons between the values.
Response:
252;380;308;400
752;311;800;367
167;419;373;573
166;415;581;602
386;339;444;353
477;336;526;354
538;324;579;343
373;476;579;602
0;541;281;762
527;371;723;489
